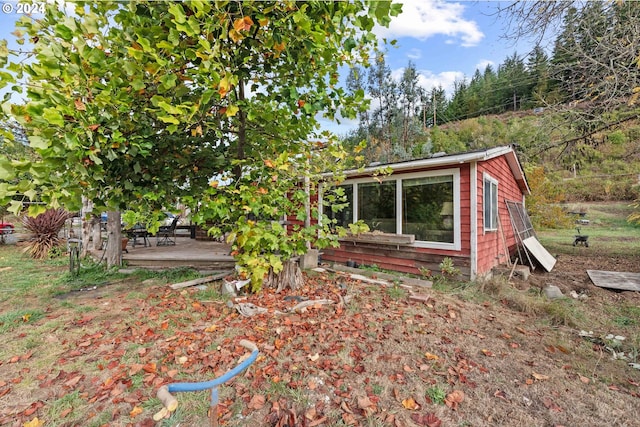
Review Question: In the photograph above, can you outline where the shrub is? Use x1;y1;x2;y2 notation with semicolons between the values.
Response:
22;208;71;259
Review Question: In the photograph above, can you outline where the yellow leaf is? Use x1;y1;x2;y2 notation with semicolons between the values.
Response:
218;76;231;98
22;313;31;322
274;41;285;52
129;406;143;417
424;352;439;361
205;324;218;333
225;104;239;117
233;16;253;32
23;418;44;427
209;180;219;188
229;29;242;43
401;397;420;410
258;17;269;27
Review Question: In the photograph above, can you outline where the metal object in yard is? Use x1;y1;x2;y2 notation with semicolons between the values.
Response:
573;228;589;247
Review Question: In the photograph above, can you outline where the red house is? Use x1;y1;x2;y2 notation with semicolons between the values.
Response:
318;145;530;280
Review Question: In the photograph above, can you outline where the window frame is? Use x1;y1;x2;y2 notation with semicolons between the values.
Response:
483;173;499;232
332;168;461;251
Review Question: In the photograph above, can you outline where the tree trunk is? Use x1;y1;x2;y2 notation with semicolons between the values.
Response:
264;259;303;293
91;216;102;250
105;211;122;268
81;215;100;257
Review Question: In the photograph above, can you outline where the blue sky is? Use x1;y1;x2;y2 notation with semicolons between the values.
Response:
0;1;534;135
320;0;535;134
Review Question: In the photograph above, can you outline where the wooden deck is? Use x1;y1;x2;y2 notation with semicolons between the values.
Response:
122;236;235;270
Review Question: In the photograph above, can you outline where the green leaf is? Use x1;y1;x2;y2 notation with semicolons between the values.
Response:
28;136;49;149
158;115;180;125
168;3;186;24
0;158;15;180
8;200;23;215
158;101;182;115
42;108;64;127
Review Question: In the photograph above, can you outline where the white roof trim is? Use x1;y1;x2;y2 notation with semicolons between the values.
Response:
328;145;529;194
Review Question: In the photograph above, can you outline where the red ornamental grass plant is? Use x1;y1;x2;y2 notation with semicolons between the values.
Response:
22;208;71;259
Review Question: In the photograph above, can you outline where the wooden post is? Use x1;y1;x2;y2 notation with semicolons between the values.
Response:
105;211;122;267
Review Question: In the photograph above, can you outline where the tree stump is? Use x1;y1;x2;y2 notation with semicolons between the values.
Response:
264;259;303;293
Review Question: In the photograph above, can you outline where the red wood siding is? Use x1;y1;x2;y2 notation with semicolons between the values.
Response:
476;156;524;275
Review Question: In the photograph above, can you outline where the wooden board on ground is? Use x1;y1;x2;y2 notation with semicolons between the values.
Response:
522;236;556;272
587;270;640;292
169;271;232;290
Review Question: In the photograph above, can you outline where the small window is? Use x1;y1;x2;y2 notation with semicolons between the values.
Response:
323;184;353;227
484;175;498;231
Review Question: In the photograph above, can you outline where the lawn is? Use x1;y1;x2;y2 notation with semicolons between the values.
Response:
1;206;640;426
537;201;640;256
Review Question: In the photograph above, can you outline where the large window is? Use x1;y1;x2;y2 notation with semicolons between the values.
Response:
323;184;353;227
358;181;396;233
402;175;454;243
484;174;498;231
322;169;460;249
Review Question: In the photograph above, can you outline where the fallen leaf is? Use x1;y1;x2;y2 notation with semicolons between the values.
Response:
23;418;44;427
402;397;420;410
357;395;374;409
142;363;157;374
411;412;442;427
532;372;550;381
494;389;508;401
445;390;464;410
248;394;265;410
153;407;169;421
424;352;439;361
129;406;143;417
340;401;353;414
579;375;590;384
543;397;563;412
308;353;320;362
481;349;494;357
64;374;83;388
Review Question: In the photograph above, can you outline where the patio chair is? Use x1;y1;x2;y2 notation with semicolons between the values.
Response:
157;216;180;246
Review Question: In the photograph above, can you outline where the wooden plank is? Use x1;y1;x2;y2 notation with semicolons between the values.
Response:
587;270;640;292
170;271;232;290
341;232;415;245
522;237;556;272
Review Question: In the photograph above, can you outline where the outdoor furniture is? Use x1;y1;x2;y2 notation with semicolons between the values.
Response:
126;224;150;248
157;216;180;246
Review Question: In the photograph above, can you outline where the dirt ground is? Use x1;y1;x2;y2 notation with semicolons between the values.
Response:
1;252;639;427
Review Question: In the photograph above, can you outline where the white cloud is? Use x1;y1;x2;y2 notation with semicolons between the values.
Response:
475;59;495;72
407;48;422;60
375;0;484;47
391;66;464;97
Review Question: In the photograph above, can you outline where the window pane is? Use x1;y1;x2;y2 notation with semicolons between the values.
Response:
324;185;353;227
491;181;498;229
358;181;396;233
402;175;454;243
484;179;491;229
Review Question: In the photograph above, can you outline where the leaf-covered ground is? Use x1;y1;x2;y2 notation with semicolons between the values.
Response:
1;249;640;427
